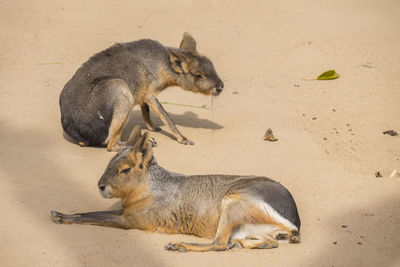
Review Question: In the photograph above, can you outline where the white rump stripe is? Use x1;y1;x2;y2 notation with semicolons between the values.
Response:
254;198;298;231
231;223;283;240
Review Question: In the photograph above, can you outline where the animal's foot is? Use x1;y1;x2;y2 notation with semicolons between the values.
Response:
51;211;66;224
227;241;242;249
255;242;278;249
51;211;79;224
165;242;187;252
149;137;157;147
289;230;301;243
178;137;195;145
144;122;161;132
150;126;162;132
107;141;127;152
78;141;88;147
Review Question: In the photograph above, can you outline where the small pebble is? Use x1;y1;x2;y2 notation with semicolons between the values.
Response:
341;225;348;228
375;171;383;178
312;117;317;120
264;128;278;142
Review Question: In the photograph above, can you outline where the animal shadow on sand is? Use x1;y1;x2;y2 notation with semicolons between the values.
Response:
121;110;223;141
63;109;223;145
0;123;164;266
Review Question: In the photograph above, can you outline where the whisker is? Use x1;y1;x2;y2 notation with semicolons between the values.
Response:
210;94;214;119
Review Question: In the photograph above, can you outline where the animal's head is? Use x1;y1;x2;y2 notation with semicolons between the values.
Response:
98;126;154;199
169;32;224;96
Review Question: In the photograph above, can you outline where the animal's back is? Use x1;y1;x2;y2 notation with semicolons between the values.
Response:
61;39;168;105
149;171;300;237
59;39;169;145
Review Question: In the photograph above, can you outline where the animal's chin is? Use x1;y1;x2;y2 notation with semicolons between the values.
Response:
101;192;113;198
195;89;213;96
188;88;219;96
212;90;221;96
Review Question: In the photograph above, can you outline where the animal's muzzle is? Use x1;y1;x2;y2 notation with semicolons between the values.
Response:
213;81;224;96
98;184;106;191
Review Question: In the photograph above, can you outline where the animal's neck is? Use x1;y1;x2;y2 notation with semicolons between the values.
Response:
122;181;151;210
157;66;179;90
148;160;175;180
120;160;171;206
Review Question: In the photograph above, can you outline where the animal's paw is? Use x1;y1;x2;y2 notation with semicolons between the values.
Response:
107;141;127;152
178;137;195;145
255;242;278;249
165;242;187;252
227;241;242;249
150;126;162;132
78;141;88;147
51;211;65;224
149;137;157;147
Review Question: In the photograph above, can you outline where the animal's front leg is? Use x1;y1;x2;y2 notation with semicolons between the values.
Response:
140;103;161;132
165;241;228;252
50;210;129;229
146;97;194;145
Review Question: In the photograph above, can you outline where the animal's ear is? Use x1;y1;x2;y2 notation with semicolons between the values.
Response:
129;132;153;169
126;125;142;146
168;49;189;74
179;32;197;54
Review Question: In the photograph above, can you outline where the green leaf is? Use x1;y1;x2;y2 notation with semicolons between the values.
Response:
317;70;339;80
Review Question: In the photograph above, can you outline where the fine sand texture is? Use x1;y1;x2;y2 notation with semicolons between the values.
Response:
1;0;399;266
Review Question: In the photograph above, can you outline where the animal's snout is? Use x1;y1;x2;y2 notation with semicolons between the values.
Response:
98;184;106;191
213;81;224;96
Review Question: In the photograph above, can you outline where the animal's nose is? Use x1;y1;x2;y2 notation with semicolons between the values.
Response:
98;184;106;191
216;87;223;93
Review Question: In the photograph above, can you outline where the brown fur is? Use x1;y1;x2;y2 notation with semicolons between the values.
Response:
51;126;301;252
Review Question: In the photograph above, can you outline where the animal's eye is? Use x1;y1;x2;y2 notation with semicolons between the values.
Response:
120;168;131;174
195;74;204;80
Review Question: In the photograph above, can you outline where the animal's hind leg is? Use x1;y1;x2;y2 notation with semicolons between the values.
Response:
106;110;130;152
230;236;278;249
166;194;251;252
61;116;89;146
99;79;134;152
166;193;297;252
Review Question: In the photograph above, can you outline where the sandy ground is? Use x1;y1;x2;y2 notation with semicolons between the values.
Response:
1;0;400;266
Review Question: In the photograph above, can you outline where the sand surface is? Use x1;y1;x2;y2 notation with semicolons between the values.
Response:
1;0;399;266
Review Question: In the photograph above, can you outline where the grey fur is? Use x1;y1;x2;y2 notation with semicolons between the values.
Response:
60;33;223;149
51;127;301;251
